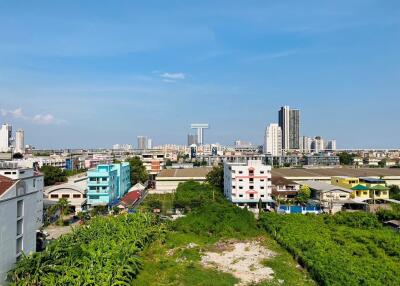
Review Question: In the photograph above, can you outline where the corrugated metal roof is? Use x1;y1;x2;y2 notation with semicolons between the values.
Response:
272;168;400;178
157;167;213;178
300;180;353;193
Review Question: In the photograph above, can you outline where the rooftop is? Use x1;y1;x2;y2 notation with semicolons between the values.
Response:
271;168;400;178
271;176;298;186
157;167;212;178
0;175;15;196
300;180;353;193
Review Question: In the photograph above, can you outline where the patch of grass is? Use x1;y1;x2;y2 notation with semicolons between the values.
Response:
257;235;316;286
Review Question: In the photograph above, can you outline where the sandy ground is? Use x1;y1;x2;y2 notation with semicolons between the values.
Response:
201;240;275;286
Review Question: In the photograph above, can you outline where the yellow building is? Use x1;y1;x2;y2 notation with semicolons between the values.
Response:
350;184;370;199
331;176;360;189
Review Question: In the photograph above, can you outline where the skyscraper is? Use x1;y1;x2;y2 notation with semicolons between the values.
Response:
0;123;12;153
278;106;300;150
187;134;198;146
137;136;148;150
15;129;25;154
264;123;282;156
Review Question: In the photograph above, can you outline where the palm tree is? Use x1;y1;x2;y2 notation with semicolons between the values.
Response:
56;198;70;225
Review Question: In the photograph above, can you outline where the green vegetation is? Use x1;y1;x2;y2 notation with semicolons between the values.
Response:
296;185;311;205
126;156;149;185
206;165;224;190
134;182;315;286
260;212;400;286
338;152;355;165
40;166;86;186
9;213;165;285
389;185;400;200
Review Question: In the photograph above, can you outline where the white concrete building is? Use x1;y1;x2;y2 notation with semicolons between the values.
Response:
15;129;25;154
0;162;44;283
17;156;67;170
224;160;273;209
264;123;282;156
0;123;12;153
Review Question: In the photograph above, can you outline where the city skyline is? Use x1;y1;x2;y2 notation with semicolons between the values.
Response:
0;1;399;149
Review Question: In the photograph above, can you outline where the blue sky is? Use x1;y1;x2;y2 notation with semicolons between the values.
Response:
0;1;399;149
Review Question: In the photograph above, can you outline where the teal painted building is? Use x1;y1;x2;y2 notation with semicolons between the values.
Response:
87;162;131;206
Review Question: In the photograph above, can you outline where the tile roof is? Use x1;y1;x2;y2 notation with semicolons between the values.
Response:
120;191;141;206
0;175;15;196
272;176;298;186
271;168;400;178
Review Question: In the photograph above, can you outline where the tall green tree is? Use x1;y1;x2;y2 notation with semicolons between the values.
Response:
389;185;400;200
40;165;67;186
126;157;149;185
206;165;224;190
55;198;70;225
338;152;355;165
296;185;311;205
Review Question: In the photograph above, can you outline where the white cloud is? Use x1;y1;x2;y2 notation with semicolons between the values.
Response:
0;107;64;125
160;72;186;80
32;114;56;125
0;108;27;119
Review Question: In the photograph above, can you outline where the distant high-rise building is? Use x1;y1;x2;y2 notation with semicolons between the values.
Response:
312;136;324;153
264;123;282;156
187;134;198;146
137;136;148;150
326;140;337;151
278;106;300;150
147;138;152;149
300;136;312;153
0;123;12;152
190;123;209;145
15;129;25;154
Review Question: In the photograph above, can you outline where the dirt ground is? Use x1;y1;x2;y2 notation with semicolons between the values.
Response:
201;239;276;285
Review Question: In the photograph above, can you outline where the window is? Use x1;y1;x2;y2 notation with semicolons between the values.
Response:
16;237;23;255
261;194;265;197
260;186;265;189
260;179;264;182
5;172;11;175
239;171;243;174
250;194;254;199
239;179;243;182
17;200;23;218
50;194;58;199
89;195;100;200
73;194;81;199
232;186;236;189
62;194;70;199
260;171;265;174
239;186;243;190
17;219;23;236
239;194;243;198
249;186;254;190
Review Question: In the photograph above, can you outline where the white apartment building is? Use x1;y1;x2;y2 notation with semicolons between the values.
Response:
224;160;273;209
17;156;67;170
0;123;12;153
15;129;25;154
0;162;44;283
264;123;282;156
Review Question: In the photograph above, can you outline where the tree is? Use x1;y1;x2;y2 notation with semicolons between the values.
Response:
126;157;149;185
206;165;224;190
338;152;355;165
165;159;172;167
296;185;311;205
112;206;121;215
55;198;70;225
389;185;400;200
40;166;67;186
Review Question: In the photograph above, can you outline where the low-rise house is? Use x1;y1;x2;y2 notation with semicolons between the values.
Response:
331;176;360;189
271;176;299;200
117;190;142;211
302;180;353;213
44;183;86;214
224;160;273;209
155;167;212;193
0;163;44;283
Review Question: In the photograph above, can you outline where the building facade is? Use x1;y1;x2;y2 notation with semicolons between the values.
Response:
86;163;130;207
224;160;273;209
15;129;25;154
137;136;148;150
0;123;12;153
278;106;300;150
0;163;44;283
264;123;282;156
